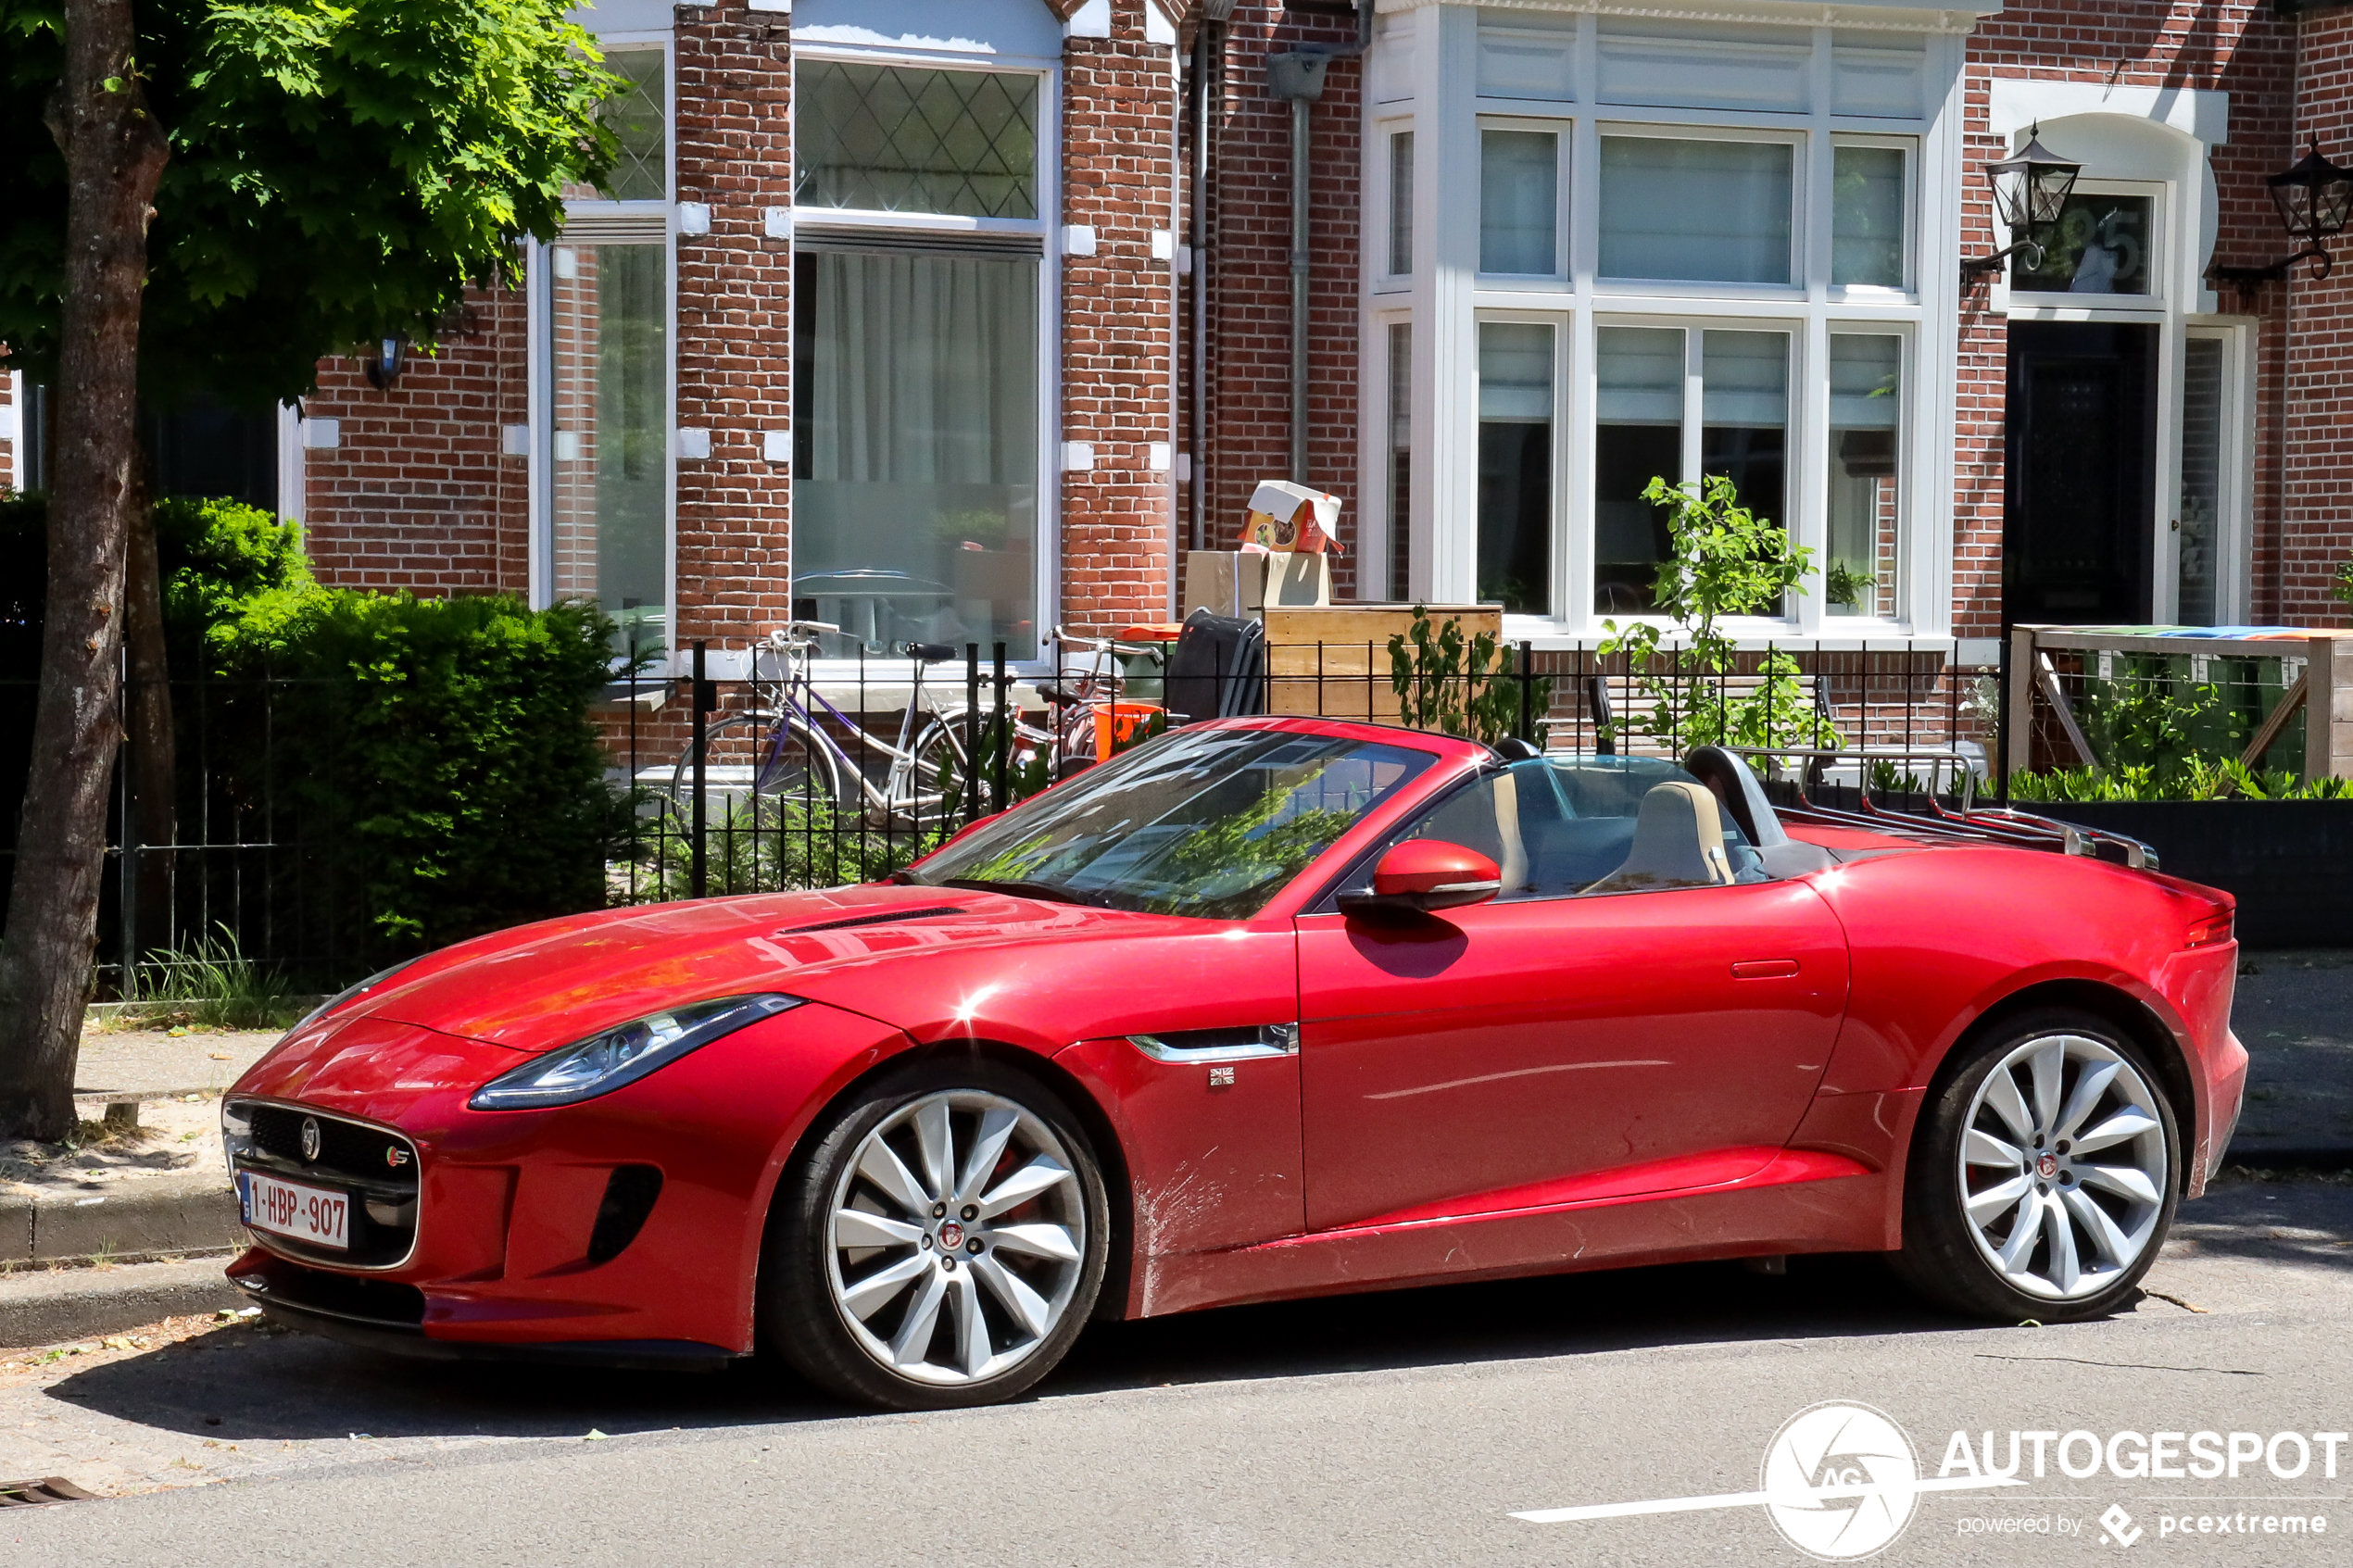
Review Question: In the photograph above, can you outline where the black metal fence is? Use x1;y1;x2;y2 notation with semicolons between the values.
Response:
3;635;2000;995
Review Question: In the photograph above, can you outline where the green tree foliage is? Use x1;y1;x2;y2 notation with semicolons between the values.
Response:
0;0;618;404
1598;474;1840;759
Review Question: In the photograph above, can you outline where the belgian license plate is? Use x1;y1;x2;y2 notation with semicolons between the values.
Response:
240;1172;350;1250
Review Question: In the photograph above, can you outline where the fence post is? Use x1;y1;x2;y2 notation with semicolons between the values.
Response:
1517;640;1533;744
964;645;981;823
690;641;711;899
990;642;1009;814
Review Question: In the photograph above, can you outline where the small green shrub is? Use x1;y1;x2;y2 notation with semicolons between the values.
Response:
2007;761;2353;802
1388;606;1553;746
1597;474;1839;760
626;794;950;901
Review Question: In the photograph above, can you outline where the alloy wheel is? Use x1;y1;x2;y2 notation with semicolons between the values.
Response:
824;1089;1087;1386
1956;1033;2170;1300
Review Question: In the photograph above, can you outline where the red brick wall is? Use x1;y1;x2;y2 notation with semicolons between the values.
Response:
2281;7;2353;624
671;7;794;658
299;285;530;596
1204;3;1365;597
1059;0;1181;636
1956;0;2297;634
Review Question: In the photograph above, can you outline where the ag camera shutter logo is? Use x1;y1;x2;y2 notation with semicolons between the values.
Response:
1761;1402;1921;1561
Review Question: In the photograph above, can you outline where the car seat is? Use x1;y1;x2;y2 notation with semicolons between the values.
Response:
1580;781;1738;895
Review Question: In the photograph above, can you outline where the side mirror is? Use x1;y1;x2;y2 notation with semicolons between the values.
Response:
1338;839;1503;920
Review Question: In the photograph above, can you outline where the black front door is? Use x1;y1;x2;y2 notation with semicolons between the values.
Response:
2005;322;2158;623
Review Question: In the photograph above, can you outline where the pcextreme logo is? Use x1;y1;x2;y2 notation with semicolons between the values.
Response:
1512;1403;2348;1561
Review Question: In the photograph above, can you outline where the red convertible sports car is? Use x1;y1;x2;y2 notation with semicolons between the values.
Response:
222;716;2246;1410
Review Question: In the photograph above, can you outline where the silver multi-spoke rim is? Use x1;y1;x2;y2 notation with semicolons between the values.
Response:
1957;1034;2169;1301
825;1089;1086;1387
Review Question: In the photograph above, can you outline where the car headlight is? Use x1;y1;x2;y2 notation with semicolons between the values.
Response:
294;957;425;1034
467;994;804;1111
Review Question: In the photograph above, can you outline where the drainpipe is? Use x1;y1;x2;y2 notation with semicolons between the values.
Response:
1189;8;1227;550
1265;1;1372;488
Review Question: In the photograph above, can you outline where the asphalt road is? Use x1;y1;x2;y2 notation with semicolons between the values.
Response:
1;1174;2346;1568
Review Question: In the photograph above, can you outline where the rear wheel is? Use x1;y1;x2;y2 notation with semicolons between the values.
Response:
762;1062;1109;1410
1893;1008;2179;1321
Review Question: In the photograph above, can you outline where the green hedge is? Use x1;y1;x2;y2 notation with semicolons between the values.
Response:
213;583;630;950
5;492;630;962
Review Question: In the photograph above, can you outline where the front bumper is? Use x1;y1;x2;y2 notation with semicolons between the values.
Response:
221;998;912;1356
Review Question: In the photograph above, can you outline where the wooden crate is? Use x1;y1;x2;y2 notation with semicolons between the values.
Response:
1263;605;1504;721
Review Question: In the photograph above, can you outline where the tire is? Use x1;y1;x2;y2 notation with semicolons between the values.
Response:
761;1060;1111;1410
1892;1007;2181;1322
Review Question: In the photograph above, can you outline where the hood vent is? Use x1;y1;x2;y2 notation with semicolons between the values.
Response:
775;904;968;936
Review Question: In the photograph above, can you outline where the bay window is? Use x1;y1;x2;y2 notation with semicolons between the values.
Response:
1369;13;1943;638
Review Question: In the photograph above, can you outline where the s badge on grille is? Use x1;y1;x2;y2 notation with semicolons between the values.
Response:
385;1146;410;1168
299;1117;322;1163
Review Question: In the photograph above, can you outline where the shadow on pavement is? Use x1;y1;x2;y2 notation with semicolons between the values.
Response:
43;1179;2350;1448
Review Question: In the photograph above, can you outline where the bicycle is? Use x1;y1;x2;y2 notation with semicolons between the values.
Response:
664;621;976;833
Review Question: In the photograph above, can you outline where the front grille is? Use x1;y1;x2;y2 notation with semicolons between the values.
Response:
227;1099;421;1269
243;1254;427;1328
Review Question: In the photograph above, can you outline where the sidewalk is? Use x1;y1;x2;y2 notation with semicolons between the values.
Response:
0;1029;274;1277
2226;950;2353;1164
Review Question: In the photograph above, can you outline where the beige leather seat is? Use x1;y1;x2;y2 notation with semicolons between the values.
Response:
1580;780;1736;895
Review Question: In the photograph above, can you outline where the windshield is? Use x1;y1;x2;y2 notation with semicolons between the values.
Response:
908;727;1437;919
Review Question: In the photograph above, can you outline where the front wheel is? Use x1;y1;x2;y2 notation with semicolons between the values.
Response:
761;1062;1110;1410
1893;1008;2179;1322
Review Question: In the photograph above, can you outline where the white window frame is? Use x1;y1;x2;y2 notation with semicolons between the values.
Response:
1476;116;1573;284
2167;320;2254;625
1820;324;1917;628
1378;119;1416;291
1827;132;1917;297
1473;308;1573;618
1368;308;1416;598
1999;176;2169;316
530;35;676;646
1592;122;1807;299
789;45;1063;683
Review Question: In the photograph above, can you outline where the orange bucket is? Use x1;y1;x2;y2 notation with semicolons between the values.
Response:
1094;701;1164;761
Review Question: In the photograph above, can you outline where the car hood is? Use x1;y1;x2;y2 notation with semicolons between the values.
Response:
356;884;1190;1053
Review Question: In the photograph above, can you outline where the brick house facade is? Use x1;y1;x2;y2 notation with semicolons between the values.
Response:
16;0;2353;674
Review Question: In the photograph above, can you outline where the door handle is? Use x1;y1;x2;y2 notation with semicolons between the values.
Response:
1731;960;1801;979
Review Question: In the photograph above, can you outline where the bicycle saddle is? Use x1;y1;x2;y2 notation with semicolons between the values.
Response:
1034;680;1082;707
905;642;960;663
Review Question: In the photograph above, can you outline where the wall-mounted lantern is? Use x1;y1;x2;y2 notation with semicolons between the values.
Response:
1960;125;2082;281
362;336;407;391
2212;142;2353;287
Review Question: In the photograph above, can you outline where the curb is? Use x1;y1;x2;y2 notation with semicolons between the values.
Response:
0;1173;243;1265
0;1257;243;1348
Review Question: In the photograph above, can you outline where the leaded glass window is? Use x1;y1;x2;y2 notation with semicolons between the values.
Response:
797;61;1039;220
598;49;666;202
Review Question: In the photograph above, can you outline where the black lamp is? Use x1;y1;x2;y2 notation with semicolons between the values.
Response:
2215;141;2353;286
362;336;407;391
1961;125;2082;279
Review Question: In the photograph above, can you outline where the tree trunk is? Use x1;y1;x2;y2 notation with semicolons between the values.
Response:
122;457;176;962
0;0;170;1141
